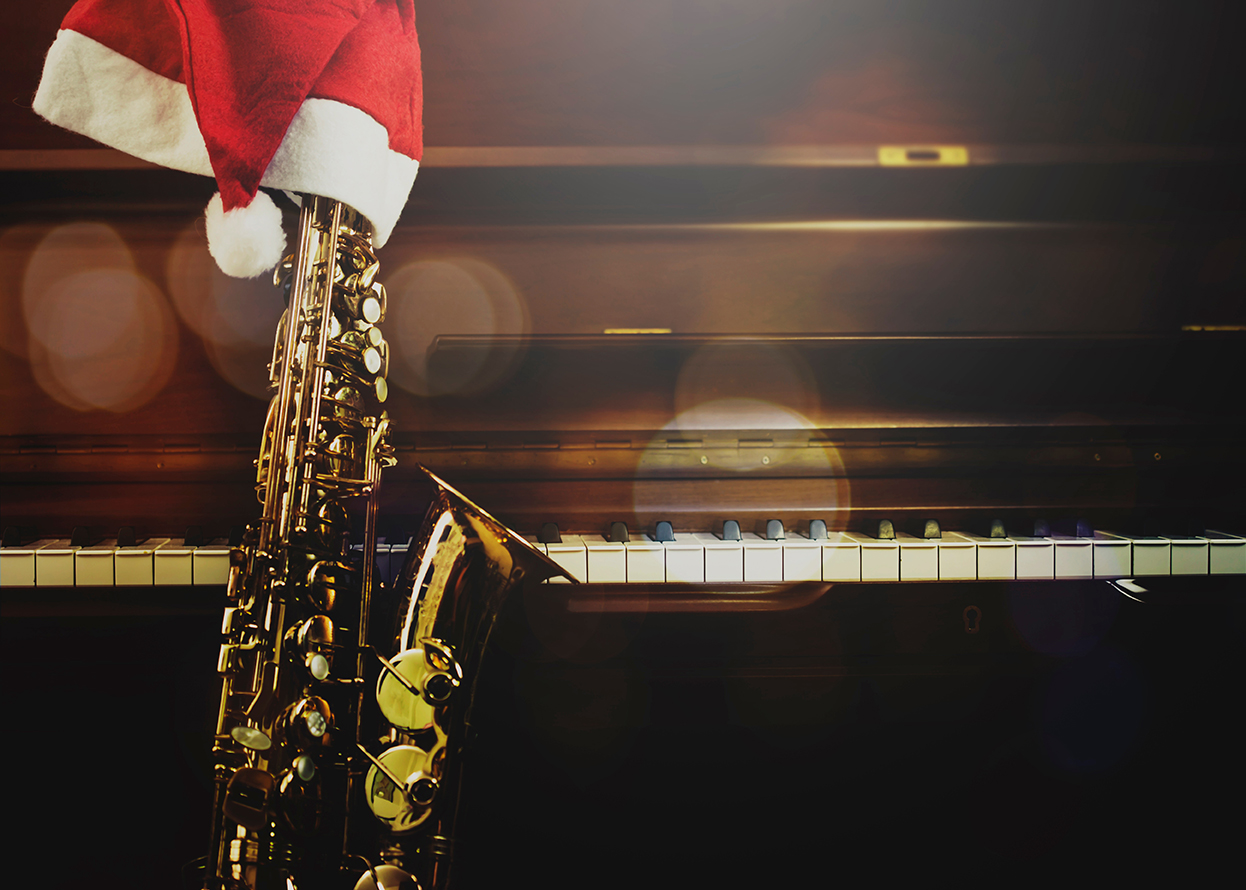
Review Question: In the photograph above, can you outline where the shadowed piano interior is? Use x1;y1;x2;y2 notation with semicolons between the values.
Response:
2;1;1244;886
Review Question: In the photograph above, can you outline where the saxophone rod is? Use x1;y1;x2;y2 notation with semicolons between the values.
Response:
295;198;345;536
261;198;316;551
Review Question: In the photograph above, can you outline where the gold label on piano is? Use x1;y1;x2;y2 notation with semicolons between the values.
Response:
878;145;969;166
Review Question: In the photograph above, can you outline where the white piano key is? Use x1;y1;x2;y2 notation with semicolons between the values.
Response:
1051;535;1093;579
625;535;666;582
1;539;58;587
193;540;232;585
582;534;627;582
935;532;978;581
1206;531;1246;575
694;533;744;583
952;532;1014;580
154;541;196;586
742;532;783;582
846;532;899;582
663;533;705;583
75;540;119;586
1167;535;1209;575
114;538;170;586
781;533;822;582
1010;536;1055;580
36;540;77;586
546;534;587;583
1091;532;1131;579
821;533;862;582
895;533;938;581
1113;534;1170;576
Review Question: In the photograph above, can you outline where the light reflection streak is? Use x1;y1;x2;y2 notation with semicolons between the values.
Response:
602;220;1051;232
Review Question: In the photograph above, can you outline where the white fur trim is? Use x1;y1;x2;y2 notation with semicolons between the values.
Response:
264;100;418;248
34;29;418;248
34;29;213;177
205;191;286;278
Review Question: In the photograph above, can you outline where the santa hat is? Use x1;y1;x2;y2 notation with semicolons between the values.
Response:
34;0;423;278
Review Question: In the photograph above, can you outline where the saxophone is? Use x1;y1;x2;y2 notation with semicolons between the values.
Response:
205;196;571;890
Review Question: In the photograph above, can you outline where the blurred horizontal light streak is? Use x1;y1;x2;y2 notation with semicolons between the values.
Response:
3;144;1229;170
622;220;1054;233
399;221;1070;234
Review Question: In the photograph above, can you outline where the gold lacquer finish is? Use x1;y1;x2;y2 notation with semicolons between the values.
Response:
205;196;395;890
362;468;574;885
205;195;573;890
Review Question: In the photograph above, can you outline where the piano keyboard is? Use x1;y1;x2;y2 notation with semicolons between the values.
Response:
4;525;1242;588
521;522;1246;585
0;536;233;588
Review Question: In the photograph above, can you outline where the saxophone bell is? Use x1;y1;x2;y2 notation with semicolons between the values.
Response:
359;467;575;884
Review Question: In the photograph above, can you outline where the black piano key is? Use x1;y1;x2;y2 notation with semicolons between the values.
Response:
808;519;828;541
184;525;206;547
608;521;630;543
2;526;37;547
721;520;742;541
228;526;246;547
653;521;675;543
70;526;102;547
1049;518;1092;537
875;519;895;540
116;526;148;548
921;519;941;540
988;518;1007;539
538;522;562;544
1033;519;1051;538
765;519;785;541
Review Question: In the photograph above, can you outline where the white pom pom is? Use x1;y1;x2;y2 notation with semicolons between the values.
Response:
204;190;286;278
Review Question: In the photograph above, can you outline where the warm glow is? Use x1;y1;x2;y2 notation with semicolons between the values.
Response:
167;221;283;399
385;257;529;397
21;222;177;411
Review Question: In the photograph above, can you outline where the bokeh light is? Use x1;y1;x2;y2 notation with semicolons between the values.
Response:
674;340;819;422
167;221;283;399
21;223;178;411
385;258;530;397
633;403;850;529
0;224;50;359
632;341;846;526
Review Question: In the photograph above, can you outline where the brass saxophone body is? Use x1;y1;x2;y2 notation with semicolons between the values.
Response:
206;196;571;890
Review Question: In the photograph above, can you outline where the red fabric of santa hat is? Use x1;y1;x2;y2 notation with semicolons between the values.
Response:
34;0;423;277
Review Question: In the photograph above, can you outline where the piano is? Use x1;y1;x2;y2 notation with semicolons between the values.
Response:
3;2;1244;886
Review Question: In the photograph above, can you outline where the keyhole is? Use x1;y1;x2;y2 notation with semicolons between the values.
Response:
963;605;981;634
